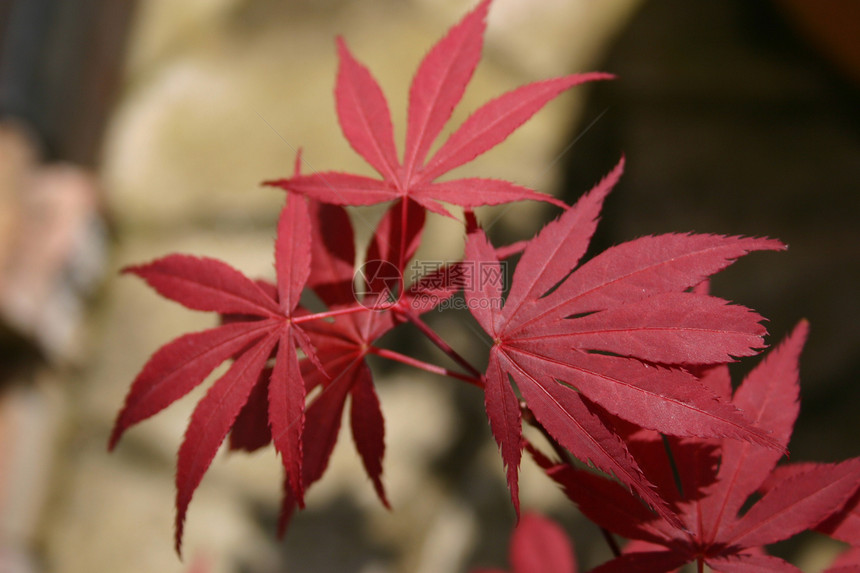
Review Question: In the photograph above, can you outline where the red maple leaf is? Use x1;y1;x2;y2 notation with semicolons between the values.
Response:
215;195;420;533
273;199;404;533
109;1;847;564
462;158;787;520
535;321;860;572
816;469;860;551
109;192;315;553
471;512;578;573
264;0;609;216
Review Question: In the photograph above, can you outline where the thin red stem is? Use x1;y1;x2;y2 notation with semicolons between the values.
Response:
293;304;368;324
398;307;483;379
368;346;483;388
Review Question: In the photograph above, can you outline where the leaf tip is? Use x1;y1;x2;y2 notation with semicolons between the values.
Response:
119;263;142;277
292;148;304;176
474;0;493;21
335;36;355;67
794;318;810;339
739;235;787;254
107;425;122;452
277;501;295;539
261;178;289;190
174;505;187;558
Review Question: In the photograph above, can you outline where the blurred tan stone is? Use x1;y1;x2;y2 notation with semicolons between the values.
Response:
415;0;640;76
42;443;277;573
104;0;642;231
124;0;246;78
0;373;64;573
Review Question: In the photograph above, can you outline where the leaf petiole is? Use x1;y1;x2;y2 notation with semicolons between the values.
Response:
397;308;484;379
293;304;369;324
367;346;483;388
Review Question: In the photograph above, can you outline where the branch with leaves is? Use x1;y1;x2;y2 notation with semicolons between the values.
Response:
109;0;860;569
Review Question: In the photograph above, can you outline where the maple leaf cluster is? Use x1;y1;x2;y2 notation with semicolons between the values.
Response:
109;0;860;568
522;321;860;572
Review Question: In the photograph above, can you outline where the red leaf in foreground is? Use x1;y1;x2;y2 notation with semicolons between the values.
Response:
111;193;316;554
471;513;577;573
420;73;613;182
542;322;860;571
278;354;353;535
365;197;426;275
817;485;860;545
277;200;402;533
588;551;690;573
109;321;275;450
265;0;604;214
484;351;523;513
306;201;355;306
528;445;669;545
701;554;802;573
510;514;576;573
724;459;860;549
699;321;807;541
275;190;312;313
268;330;306;502
463;161;784;520
335;36;399;182
175;332;279;552
403;0;490;174
123;254;280;317
518;232;785;332
349;365;389;507
277;311;395;533
229;368;272;452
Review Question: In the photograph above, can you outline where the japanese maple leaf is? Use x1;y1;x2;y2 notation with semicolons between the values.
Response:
538;321;860;573
275;199;403;532
109;192;314;553
193;198;403;534
816;471;860;550
472;512;577;573
757;459;860;571
275;309;394;532
462;158;787;519
264;0;609;216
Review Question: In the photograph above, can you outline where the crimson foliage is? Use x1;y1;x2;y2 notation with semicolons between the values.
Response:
110;0;859;568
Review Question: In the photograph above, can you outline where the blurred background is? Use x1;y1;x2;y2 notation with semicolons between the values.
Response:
1;0;857;572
